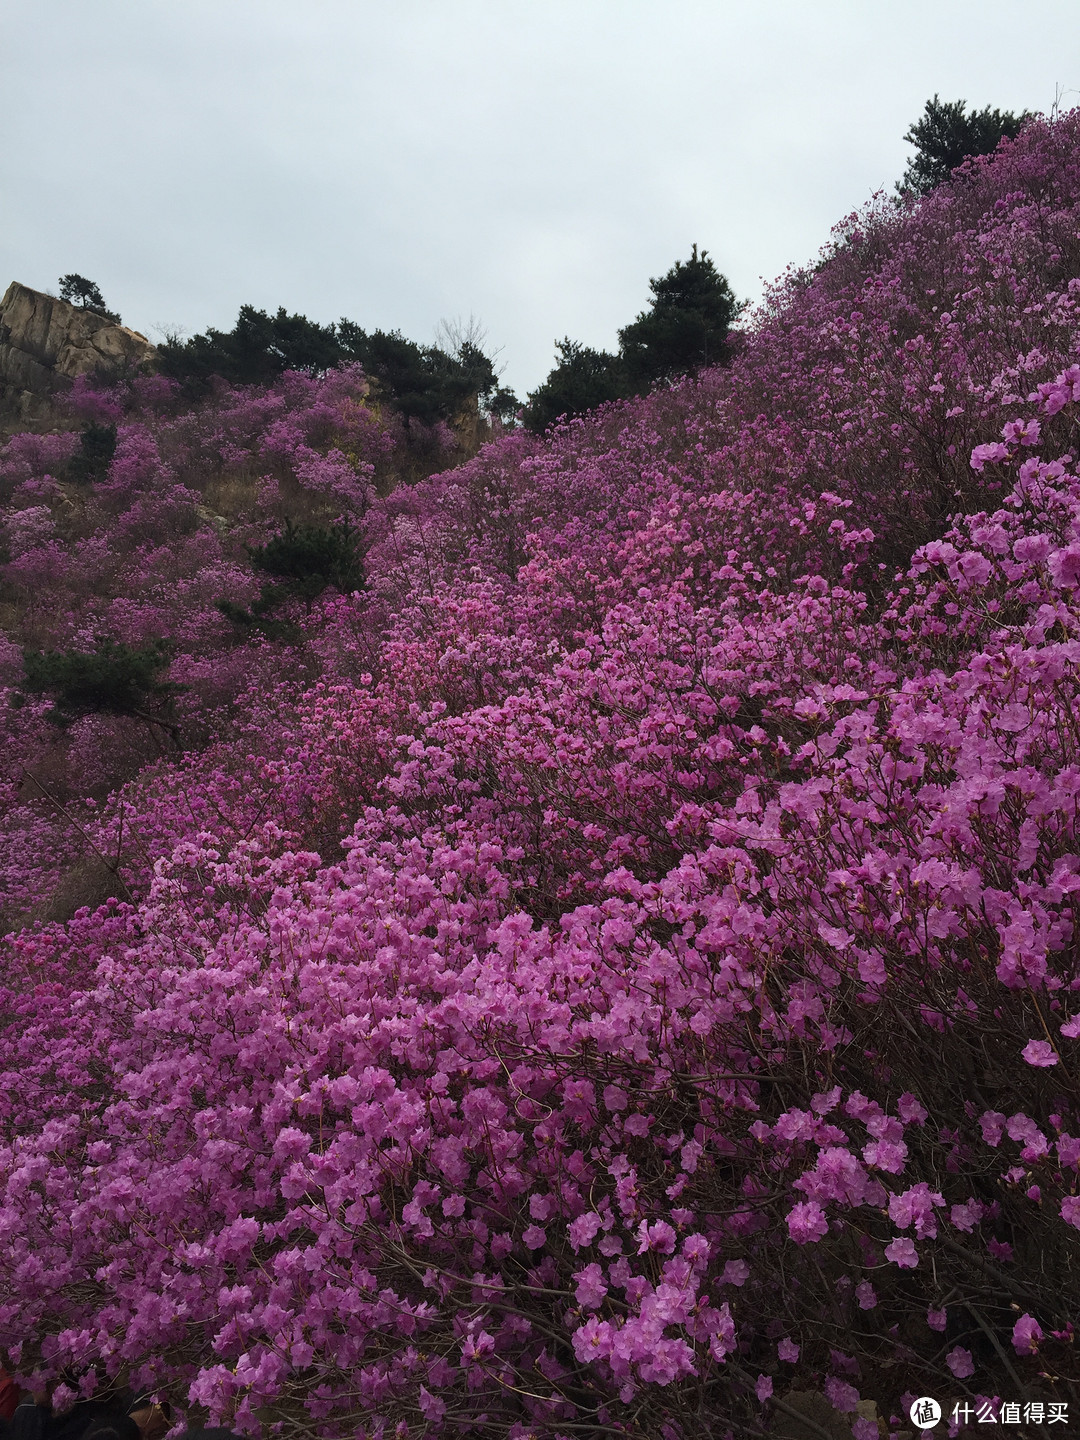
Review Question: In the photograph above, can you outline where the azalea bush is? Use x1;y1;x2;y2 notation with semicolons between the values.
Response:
2;110;1080;1438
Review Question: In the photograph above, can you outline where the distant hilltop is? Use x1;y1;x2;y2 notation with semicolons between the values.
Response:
0;280;155;430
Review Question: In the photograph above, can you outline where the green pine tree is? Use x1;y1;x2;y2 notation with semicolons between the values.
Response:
58;274;122;324
18;639;183;746
217;518;366;637
899;95;1030;196
523;339;627;432
618;246;741;390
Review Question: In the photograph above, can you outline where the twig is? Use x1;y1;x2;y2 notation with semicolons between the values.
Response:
20;767;135;902
730;1364;837;1440
966;1303;1030;1401
939;1236;1045;1306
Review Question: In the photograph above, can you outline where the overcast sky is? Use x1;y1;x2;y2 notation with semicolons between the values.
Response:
2;1;1077;396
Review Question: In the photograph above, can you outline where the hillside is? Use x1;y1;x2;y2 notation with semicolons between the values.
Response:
2;110;1080;1438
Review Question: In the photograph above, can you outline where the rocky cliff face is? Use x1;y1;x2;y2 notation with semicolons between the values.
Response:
0;281;155;429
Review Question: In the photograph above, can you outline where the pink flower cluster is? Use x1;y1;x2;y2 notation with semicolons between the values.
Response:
3;108;1080;1437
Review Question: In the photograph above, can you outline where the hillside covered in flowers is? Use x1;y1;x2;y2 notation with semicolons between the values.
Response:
3;110;1080;1439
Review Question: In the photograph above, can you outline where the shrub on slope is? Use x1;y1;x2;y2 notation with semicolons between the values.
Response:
2;110;1080;1439
0;366;400;925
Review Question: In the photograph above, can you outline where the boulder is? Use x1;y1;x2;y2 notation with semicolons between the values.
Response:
0;281;155;429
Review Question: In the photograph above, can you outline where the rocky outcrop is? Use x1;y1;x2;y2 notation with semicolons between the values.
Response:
0;281;155;430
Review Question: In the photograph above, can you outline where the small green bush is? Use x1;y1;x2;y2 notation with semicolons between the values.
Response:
69;423;118;485
247;517;365;599
218;519;366;636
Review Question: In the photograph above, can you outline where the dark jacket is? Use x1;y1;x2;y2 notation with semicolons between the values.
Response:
2;1402;140;1440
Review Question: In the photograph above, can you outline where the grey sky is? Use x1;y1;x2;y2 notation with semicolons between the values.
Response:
2;0;1077;397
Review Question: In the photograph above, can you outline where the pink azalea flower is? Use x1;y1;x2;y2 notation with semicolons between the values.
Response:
786;1201;829;1244
824;1377;859;1413
946;1347;974;1378
722;1259;750;1286
573;1262;608;1309
884;1237;918;1268
1021;1040;1059;1067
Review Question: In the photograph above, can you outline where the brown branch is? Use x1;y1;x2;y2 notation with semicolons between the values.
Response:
20;767;135;902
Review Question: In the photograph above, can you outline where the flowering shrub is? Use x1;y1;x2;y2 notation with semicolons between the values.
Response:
3;109;1080;1438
